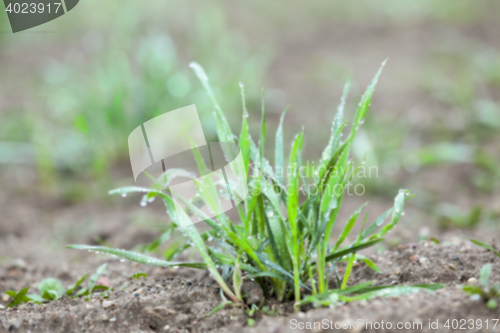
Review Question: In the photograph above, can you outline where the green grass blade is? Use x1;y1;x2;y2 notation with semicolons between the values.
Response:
347;60;387;144
275;107;288;186
361;208;392;240
66;245;207;269
333;202;368;252
318;79;350;181
189;62;235;144
238;83;251;177
259;88;267;167
375;190;408;238
324;238;384;263
205;301;233;317
233;257;243;301
466;237;500;259
176;207;238;303
353;255;382;273
7;287;29;308
287;131;303;311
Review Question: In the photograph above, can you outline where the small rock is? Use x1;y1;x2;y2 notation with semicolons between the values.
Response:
164;324;170;331
418;257;428;265
467;278;477;284
410;255;419;261
11;258;27;269
109;317;116;322
99;313;109;321
0;304;5;310
102;301;115;309
447;264;457;271
2;294;10;302
135;288;143;294
133;293;140;298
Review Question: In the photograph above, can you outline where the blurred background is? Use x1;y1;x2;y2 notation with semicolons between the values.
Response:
1;0;499;265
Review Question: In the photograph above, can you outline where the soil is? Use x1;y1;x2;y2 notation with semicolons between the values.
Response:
1;225;500;333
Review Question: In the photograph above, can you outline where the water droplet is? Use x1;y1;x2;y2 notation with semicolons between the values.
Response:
121;193;127;197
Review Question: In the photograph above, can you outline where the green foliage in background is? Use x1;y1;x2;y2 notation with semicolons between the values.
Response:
5;264;109;307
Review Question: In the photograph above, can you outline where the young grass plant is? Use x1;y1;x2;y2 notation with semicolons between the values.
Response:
5;264;109;307
461;237;500;309
69;61;443;311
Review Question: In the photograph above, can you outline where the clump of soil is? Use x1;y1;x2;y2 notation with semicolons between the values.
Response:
1;241;499;333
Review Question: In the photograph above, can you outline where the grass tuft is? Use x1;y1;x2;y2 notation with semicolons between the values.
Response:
69;61;442;310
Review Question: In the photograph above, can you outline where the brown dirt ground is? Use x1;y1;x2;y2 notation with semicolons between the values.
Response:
1;182;500;332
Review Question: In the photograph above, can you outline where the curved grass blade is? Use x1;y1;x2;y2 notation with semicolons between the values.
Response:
466;237;500;259
323;238;384;263
189;62;235;145
66;245;207;269
205;301;233;317
375;190;408;238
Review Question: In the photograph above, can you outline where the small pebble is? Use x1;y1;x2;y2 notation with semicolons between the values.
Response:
410;255;419;261
133;293;140;298
109;317;116;322
100;313;109;321
0;304;5;310
2;294;9;302
447;264;457;271
135;288;143;294
467;278;477;284
164;324;170;331
418;257;428;265
186;281;192;286
102;301;115;309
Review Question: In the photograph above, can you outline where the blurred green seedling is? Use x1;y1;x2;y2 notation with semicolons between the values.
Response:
461;238;500;309
5;264;109;307
461;264;499;309
130;272;148;280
